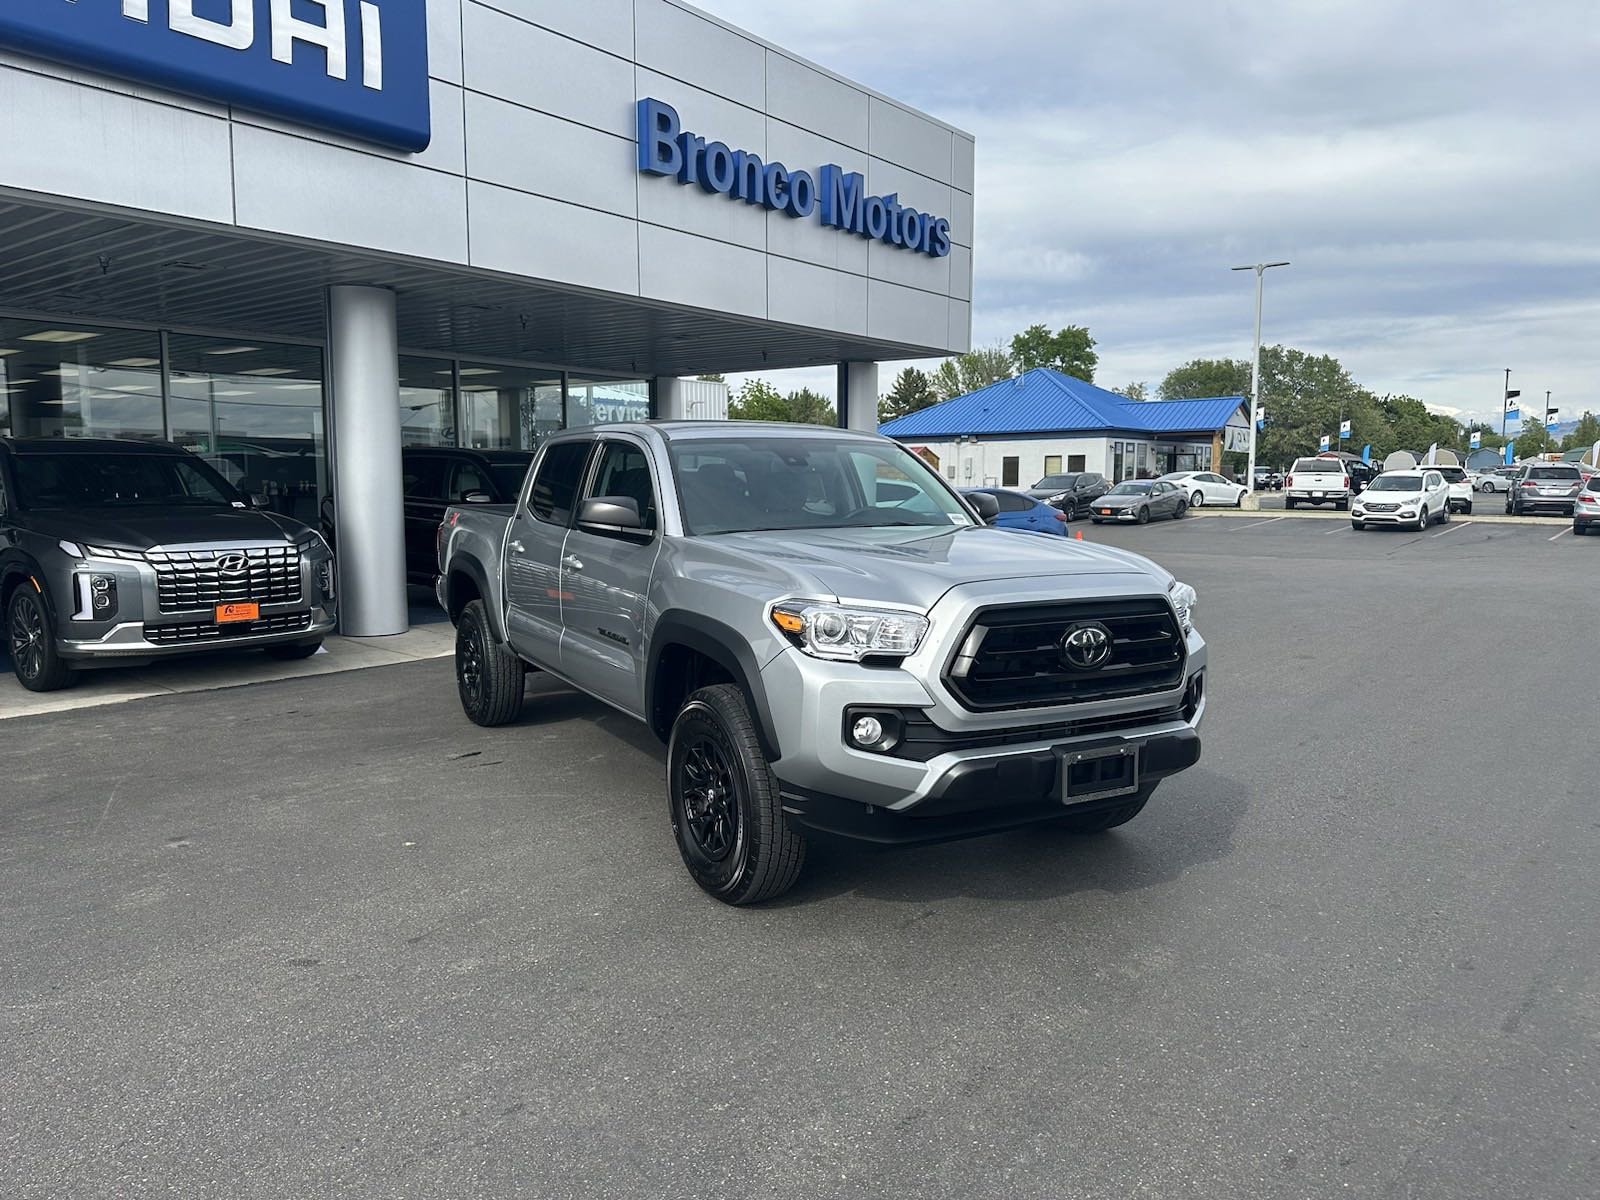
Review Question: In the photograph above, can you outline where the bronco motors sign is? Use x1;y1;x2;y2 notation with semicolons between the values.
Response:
0;1;431;152
637;97;953;258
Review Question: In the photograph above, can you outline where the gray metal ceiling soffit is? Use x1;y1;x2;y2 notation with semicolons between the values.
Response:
0;197;932;375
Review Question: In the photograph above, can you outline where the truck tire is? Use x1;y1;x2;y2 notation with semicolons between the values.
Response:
456;599;524;726
7;586;75;693
1054;784;1154;834
668;683;805;905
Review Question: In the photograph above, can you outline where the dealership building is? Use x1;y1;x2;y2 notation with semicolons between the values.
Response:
0;0;975;634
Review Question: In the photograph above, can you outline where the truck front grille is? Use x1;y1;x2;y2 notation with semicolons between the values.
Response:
148;546;302;614
146;613;312;644
944;599;1186;711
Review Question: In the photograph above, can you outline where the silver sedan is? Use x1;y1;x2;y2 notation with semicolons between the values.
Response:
1089;480;1189;525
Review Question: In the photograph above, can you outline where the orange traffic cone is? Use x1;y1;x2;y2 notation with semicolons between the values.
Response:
1074;530;1084;540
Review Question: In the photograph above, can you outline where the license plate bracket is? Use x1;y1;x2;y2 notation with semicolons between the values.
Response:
215;602;260;624
1058;743;1141;805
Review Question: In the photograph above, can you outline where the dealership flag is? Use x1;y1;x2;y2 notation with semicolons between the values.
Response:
1470;430;1482;450
1426;443;1438;464
1339;419;1352;439
1361;443;1372;463
1506;402;1520;422
1319;434;1331;452
1255;406;1266;430
1504;441;1516;465
1546;409;1560;431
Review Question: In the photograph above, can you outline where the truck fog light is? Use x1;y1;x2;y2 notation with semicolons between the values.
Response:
852;716;884;747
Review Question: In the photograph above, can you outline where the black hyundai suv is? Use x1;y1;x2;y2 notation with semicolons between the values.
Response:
1027;471;1110;518
1;438;336;692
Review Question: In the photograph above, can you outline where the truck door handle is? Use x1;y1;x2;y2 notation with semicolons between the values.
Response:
509;540;525;554
562;555;584;572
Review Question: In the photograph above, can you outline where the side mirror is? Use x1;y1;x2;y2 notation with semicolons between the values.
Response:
248;492;271;510
462;491;493;505
968;492;1001;521
577;495;648;537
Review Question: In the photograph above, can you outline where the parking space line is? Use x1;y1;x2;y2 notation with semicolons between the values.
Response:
1549;527;1572;541
1432;521;1472;538
1324;525;1349;535
1229;516;1291;531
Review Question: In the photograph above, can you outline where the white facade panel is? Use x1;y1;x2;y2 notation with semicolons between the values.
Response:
948;300;973;355
954;134;976;196
634;0;766;111
483;0;636;58
468;181;640;294
428;0;465;84
0;47;228;116
462;2;635;139
0;62;233;224
232;126;469;263
949;245;974;302
948;187;975;250
869;97;954;184
768;257;869;335
638;225;767;320
867;238;951;296
867;158;955;224
868;280;951;347
466;93;636;218
765;52;869;151
232;80;468;178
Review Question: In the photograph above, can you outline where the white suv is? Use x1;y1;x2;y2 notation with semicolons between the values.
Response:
1350;470;1452;531
1431;465;1474;514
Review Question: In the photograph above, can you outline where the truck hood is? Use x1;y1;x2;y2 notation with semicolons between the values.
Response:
710;525;1168;608
23;506;311;550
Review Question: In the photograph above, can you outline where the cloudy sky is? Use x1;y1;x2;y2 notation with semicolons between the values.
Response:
697;0;1599;428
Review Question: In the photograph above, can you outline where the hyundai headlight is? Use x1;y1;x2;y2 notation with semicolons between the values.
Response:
770;601;929;662
295;532;332;557
1169;580;1197;635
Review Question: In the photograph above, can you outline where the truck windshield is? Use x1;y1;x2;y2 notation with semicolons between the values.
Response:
12;451;240;510
669;437;975;535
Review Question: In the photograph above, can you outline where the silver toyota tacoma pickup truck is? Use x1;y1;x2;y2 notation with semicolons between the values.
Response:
437;422;1206;905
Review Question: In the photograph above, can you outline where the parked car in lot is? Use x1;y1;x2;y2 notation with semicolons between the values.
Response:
438;423;1206;905
1507;464;1583;516
1090;479;1189;524
1474;467;1518;493
1252;468;1283;491
1350;470;1452;531
1159;471;1248;508
1284;457;1353;510
1573;475;1600;534
1026;472;1109;518
1431;464;1474;514
1;437;336;692
963;487;1070;535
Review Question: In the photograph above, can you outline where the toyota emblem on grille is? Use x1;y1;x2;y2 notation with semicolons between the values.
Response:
216;553;251;576
1060;622;1114;670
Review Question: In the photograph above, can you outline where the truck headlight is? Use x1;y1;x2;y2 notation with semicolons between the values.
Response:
1169;580;1197;635
770;601;929;662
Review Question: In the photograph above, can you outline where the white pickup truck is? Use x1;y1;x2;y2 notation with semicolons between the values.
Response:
1284;457;1352;510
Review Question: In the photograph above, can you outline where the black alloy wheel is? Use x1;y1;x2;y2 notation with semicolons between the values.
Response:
1137;506;1151;524
455;599;524;726
679;739;741;864
7;587;73;692
1175;500;1188;519
668;684;805;905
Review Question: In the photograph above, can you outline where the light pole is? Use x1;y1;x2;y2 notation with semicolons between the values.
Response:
1232;261;1291;492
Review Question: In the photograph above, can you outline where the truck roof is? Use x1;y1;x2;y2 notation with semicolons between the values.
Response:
1;436;192;456
555;420;882;444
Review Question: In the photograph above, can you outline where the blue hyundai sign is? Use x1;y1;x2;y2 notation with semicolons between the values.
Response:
0;1;431;152
637;98;952;258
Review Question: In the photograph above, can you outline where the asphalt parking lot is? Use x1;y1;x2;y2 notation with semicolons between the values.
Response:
3;516;1596;1199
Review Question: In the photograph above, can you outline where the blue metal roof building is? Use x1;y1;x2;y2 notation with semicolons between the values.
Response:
879;368;1244;439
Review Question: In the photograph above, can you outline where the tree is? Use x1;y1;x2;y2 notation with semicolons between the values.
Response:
696;373;725;383
930;345;1015;400
1009;324;1098;381
1508;417;1552;458
1562;411;1600;453
1159;358;1253;401
785;387;836;426
729;378;790;422
881;367;939;421
1118;381;1150;401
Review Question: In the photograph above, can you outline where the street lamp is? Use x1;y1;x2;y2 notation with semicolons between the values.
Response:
1232;261;1291;493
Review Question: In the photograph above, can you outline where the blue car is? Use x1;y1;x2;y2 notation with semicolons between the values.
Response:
964;487;1071;535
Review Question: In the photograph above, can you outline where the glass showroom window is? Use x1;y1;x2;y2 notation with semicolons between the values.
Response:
0;318;163;440
459;362;562;450
566;377;650;430
167;335;327;528
400;356;455;447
